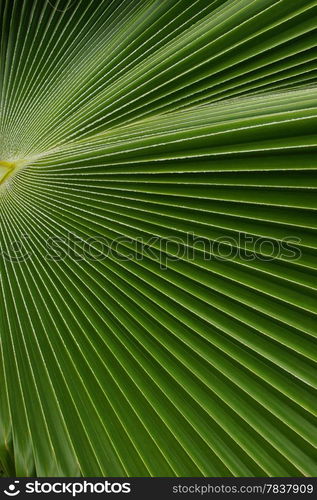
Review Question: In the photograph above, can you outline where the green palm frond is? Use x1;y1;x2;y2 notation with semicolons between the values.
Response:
0;0;317;477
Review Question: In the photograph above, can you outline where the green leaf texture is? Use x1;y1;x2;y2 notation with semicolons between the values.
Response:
0;0;317;477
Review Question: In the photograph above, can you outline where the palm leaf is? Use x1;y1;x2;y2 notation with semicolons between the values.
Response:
0;0;316;477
